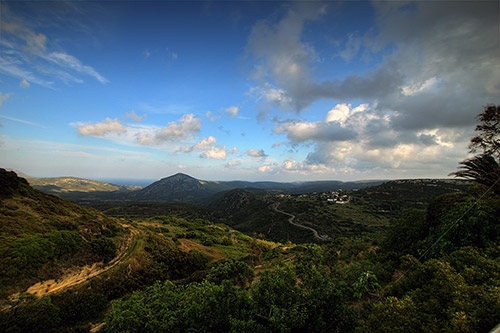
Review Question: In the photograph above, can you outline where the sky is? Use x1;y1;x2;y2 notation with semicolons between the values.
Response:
0;1;499;183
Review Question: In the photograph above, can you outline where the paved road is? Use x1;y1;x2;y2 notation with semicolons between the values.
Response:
273;202;329;241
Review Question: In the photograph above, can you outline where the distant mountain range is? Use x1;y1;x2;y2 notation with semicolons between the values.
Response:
5;170;472;207
129;173;387;203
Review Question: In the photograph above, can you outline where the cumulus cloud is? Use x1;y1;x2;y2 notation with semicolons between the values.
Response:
179;136;228;160
247;1;499;125
245;1;499;178
272;102;468;178
180;136;217;153
246;148;267;158
274;119;357;143
77;118;126;136
75;114;202;148
225;106;239;118
153;113;201;142
282;158;329;174
126;110;147;122
200;146;227;160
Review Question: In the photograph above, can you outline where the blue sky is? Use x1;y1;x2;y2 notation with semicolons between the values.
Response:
0;1;499;182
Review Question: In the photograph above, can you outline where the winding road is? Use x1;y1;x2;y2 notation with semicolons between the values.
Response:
273;202;329;241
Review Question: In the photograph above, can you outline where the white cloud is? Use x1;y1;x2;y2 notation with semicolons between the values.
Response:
229;147;238;154
126;110;147;122
19;79;30;88
0;115;46;128
0;14;107;87
44;52;108;84
246;148;267;158
282;158;329;174
74;114;201;148
243;1;499;178
258;165;274;173
225;106;239;118
274;117;357;143
77;118;126;136
325;103;367;125
179;135;227;160
401;77;438;96
225;160;241;168
180;136;217;153
200;146;227;160
248;84;293;112
154;113;201;142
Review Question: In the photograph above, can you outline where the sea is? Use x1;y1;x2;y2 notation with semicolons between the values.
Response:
96;178;157;187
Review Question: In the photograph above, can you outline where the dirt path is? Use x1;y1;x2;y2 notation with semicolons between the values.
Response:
11;224;139;299
273;202;329;241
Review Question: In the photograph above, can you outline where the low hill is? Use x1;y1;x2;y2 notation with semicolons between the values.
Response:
26;176;141;193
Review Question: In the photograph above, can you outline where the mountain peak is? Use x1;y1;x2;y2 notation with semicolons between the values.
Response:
133;172;205;201
162;173;197;181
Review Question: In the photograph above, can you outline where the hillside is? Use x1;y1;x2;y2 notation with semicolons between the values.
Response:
0;169;128;298
350;178;472;215
130;173;219;203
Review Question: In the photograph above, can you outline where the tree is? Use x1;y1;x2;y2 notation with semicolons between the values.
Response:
469;104;500;159
450;154;500;195
451;105;500;194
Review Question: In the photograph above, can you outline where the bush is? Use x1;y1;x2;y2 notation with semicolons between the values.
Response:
206;259;254;287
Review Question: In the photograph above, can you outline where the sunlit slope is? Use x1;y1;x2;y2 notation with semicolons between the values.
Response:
27;176;141;193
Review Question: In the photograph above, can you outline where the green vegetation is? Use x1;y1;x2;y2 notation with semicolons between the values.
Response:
0;169;124;298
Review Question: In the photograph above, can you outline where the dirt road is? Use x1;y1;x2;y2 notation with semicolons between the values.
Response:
11;223;139;299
